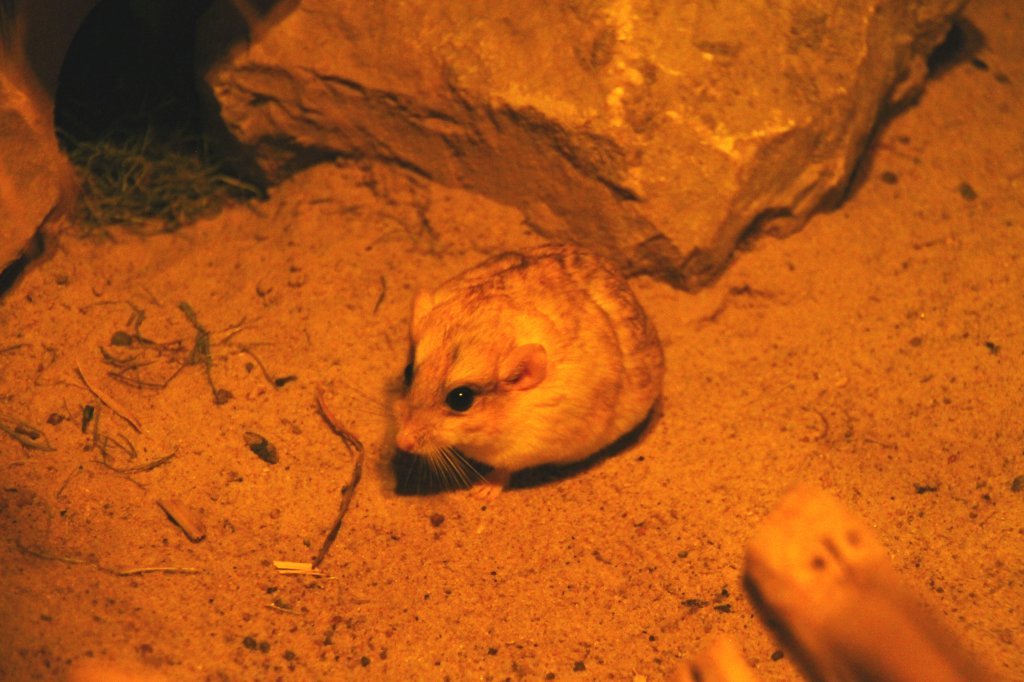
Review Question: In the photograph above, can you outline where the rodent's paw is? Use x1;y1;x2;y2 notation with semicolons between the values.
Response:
465;469;510;501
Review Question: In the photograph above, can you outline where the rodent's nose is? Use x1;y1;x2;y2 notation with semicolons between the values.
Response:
395;428;418;453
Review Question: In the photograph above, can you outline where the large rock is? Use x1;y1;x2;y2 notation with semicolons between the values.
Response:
200;0;965;288
0;0;96;278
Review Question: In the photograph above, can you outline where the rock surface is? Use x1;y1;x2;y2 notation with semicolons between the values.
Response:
0;74;63;271
0;0;96;276
201;0;966;288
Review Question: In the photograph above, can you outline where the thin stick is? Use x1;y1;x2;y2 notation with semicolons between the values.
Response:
76;361;142;432
311;386;365;568
56;465;86;500
105;566;200;576
235;348;276;385
372;275;387;314
16;541;89;565
179;301;222;403
17;541;199;576
99;451;176;474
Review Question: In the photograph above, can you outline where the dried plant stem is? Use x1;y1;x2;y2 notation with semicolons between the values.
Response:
312;386;365;568
16;541;198;577
76;361;142;432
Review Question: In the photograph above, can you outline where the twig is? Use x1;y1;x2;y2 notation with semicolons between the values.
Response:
99;451;176;474
76;361;143;432
237;345;295;387
372;275;387;314
33;345;59;386
179;302;231;404
16;541;89;566
312;386;365;568
56;465;86;500
156;498;206;543
16;541;199;576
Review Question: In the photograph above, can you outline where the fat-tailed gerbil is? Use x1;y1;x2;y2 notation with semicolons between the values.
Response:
394;243;664;496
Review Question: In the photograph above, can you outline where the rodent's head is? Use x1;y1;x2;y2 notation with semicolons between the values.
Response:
394;289;547;470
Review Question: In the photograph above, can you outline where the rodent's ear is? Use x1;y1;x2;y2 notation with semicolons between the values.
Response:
499;344;547;391
410;290;435;340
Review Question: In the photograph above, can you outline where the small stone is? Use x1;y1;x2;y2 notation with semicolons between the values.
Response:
429;513;445;527
1010;475;1024;493
242;636;258;650
573;661;586;672
244;431;278;464
880;171;898;184
110;331;133;346
958;182;977;201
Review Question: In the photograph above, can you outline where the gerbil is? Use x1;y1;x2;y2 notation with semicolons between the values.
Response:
394;243;664;496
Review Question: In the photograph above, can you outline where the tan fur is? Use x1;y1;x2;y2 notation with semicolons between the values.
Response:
395;243;664;484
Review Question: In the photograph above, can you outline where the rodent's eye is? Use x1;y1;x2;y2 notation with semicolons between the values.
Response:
445;386;475;412
403;345;416;387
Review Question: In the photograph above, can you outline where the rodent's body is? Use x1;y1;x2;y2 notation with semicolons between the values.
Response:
395;243;663;491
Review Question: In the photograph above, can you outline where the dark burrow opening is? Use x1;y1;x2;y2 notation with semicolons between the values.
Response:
53;0;260;234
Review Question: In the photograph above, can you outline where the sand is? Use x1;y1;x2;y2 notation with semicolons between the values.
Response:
1;0;1022;679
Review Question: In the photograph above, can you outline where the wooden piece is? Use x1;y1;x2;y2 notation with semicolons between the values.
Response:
156;498;206;543
674;637;763;682
745;485;994;682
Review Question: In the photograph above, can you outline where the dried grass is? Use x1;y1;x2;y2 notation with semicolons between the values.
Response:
58;126;262;235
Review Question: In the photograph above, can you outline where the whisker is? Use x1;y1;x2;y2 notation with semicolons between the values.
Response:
326;375;391;418
443;446;485;490
423;450;446;491
451;448;475;489
437;447;459;489
439;448;464;490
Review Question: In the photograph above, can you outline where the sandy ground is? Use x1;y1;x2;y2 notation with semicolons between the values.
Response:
2;1;1023;680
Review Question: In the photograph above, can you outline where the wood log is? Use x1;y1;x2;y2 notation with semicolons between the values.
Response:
744;485;994;682
673;636;763;682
